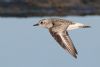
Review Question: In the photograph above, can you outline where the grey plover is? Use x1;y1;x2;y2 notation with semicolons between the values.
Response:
33;18;90;58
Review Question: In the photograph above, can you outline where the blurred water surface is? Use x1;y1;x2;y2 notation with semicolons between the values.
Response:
0;16;99;67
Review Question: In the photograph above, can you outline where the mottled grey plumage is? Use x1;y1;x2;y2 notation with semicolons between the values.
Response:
33;18;90;58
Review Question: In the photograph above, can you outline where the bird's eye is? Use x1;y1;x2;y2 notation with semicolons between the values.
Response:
41;22;43;24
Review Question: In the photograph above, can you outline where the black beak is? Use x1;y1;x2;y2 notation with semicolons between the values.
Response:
33;24;39;26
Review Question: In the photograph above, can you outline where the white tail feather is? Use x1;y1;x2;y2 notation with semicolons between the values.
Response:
67;23;87;31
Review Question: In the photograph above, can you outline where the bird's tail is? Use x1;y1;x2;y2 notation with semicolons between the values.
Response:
67;23;90;31
79;25;91;28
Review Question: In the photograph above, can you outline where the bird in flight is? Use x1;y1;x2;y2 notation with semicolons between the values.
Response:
33;18;90;58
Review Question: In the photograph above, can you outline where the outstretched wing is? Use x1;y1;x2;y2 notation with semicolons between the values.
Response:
49;30;78;58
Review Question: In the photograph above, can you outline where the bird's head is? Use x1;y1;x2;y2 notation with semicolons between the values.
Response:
33;19;53;28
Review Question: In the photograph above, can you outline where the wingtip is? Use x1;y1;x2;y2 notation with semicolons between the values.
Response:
71;53;77;59
74;55;77;59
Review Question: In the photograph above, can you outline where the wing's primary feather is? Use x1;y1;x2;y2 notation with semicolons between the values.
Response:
49;29;78;58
